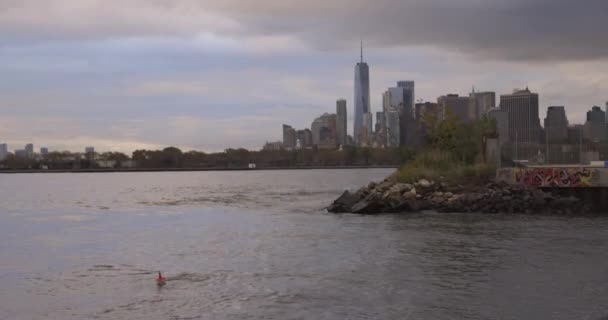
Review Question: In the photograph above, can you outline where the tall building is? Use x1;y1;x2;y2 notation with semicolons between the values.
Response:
469;90;496;119
583;106;606;142
499;88;541;143
544;106;569;143
488;108;509;147
336;99;347;146
415;102;440;122
40;147;49;156
386;111;400;147
282;124;296;149
296;129;313;148
437;94;473;123
0;143;7;161
360;112;373;146
25;143;34;159
353;42;370;144
311;113;337;148
383;81;415;147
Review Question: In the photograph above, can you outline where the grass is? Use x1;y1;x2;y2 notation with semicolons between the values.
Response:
396;149;496;184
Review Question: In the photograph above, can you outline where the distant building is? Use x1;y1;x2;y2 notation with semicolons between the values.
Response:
583;106;606;142
263;141;283;151
375;111;386;147
282;124;296;149
383;81;415;147
469;90;496;119
544;106;569;143
296;129;313;148
15;149;26;158
40;147;49;157
386;111;400;147
336;99;347;146
488;108;509;147
567;125;584;145
415;102;440;122
354;43;370;144
311;113;337;148
499;88;541;143
0;143;7;161
437;94;473;123
25;143;34;159
360;112;373;146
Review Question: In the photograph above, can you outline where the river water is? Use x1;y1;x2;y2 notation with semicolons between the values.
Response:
1;169;607;320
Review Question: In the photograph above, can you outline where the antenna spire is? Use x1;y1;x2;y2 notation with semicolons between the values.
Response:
360;40;363;63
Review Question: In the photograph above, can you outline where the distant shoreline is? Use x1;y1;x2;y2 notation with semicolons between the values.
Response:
0;165;399;174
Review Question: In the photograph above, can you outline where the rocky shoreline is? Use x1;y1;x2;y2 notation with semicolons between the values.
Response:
328;177;590;215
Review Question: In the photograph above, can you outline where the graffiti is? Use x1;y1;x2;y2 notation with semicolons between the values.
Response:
513;168;598;187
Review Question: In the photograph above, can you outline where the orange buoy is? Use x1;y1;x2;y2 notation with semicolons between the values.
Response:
156;271;166;286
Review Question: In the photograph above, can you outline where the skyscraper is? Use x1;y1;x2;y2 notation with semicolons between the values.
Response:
336;99;347;146
583;106;606;142
361;112;373;146
544;106;569;143
469;90;496;119
353;42;370;144
25;143;34;159
311;113;337;148
383;81;415;147
499;88;541;143
0;143;7;161
282;124;296;149
437;94;473;123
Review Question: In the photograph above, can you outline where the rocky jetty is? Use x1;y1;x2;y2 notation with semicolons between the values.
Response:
328;177;588;215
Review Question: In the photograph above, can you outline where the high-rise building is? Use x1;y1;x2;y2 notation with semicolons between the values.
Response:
415;102;440;122
336;99;347;146
544;106;569;143
488;108;509;147
583;106;606;142
499;88;541;143
15;149;26;158
311;113;337;148
40;147;49;156
25;143;34;159
383;81;415;147
437;94;473;123
282;124;296;149
469;90;496;119
386;111;400;147
375;111;386;147
296;129;313;148
353;42;370;144
0;143;7;161
360;112;373;146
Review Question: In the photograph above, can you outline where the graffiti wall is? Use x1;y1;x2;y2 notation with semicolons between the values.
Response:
497;167;601;187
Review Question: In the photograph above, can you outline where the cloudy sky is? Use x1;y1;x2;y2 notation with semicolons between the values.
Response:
1;0;607;153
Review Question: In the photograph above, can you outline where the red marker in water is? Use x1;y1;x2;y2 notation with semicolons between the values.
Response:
156;271;166;286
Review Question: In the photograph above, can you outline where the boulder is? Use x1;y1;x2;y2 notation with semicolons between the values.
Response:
327;190;360;213
403;191;417;200
418;179;432;188
351;200;383;214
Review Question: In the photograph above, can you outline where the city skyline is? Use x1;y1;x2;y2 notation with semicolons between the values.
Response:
1;0;608;153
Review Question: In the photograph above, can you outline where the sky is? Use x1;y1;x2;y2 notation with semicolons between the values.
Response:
1;0;607;153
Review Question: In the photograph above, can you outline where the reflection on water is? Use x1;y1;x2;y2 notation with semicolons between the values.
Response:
1;169;608;319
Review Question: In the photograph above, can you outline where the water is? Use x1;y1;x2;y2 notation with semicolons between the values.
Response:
1;169;608;320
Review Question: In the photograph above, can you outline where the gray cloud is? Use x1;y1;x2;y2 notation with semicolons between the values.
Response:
1;0;607;61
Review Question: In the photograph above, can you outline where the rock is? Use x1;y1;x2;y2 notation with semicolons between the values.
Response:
432;191;444;198
403;191;417;200
418;179;432;188
368;182;378;190
444;192;454;198
376;180;394;191
351;200;383;214
327;190;360;213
